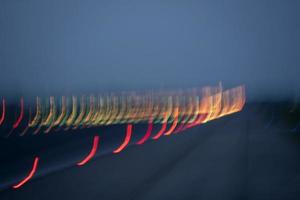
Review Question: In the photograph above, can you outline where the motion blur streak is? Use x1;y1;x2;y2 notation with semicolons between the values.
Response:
0;84;246;137
77;136;100;166
12;157;39;189
53;96;67;126
83;95;95;126
152;122;167;140
29;97;41;127
136;120;153;145
65;96;78;128
152;106;170;140
0;98;5;125
113;124;133;154
164;107;179;136
44;97;57;133
73;96;86;129
12;97;24;129
173;113;191;134
185;113;208;129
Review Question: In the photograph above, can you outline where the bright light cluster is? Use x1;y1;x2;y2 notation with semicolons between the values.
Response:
1;84;245;136
4;84;246;189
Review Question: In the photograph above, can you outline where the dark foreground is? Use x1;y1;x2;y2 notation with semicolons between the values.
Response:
1;102;300;200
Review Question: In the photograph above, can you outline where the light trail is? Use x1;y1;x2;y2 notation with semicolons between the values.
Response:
164;107;179;136
1;84;247;190
53;96;67;126
12;97;24;129
73;96;86;129
29;97;41;128
77;136;100;166
136;120;153;145
0;98;5;125
44;97;57;133
13;157;39;189
113;124;133;154
82;95;95;126
65;96;78;129
1;84;245;135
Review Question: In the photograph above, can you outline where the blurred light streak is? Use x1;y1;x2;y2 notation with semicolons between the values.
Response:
114;95;126;124
53;96;67;126
106;96;118;125
77;136;100;166
83;95;95;126
164;107;179;136
113;124;133;153
100;96;112;125
12;157;39;189
152;122;167;140
93;96;104;125
65;96;78;129
19;108;32;136
136;120;153;145
41;97;55;127
187;96;199;124
44;97;57;133
12;97;24;129
185;113;208;129
1;84;245;135
29;97;41;128
73;96;86;129
58;97;70;128
0;98;5;125
152;96;173;139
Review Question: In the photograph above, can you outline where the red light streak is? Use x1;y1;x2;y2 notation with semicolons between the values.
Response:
173;114;191;134
136;120;153;145
77;136;100;166
152;122;167;140
113;124;132;154
13;97;24;129
13;157;39;189
0;98;5;125
184;113;208;129
173;123;185;134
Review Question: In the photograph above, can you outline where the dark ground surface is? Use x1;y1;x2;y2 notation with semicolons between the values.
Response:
1;103;300;200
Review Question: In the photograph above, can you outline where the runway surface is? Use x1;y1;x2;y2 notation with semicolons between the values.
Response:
1;102;300;200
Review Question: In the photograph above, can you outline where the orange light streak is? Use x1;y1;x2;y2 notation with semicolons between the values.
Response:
164;107;179;136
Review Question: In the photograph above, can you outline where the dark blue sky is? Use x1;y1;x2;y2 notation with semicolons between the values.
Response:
0;0;299;100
